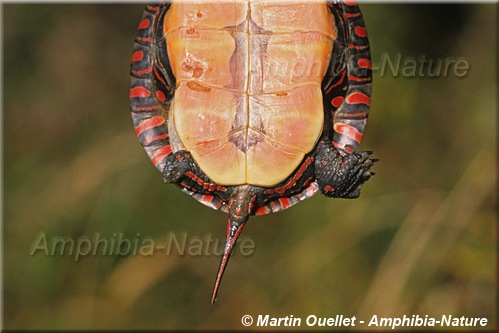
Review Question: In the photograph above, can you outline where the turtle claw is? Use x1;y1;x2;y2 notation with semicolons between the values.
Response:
163;168;183;183
363;170;374;179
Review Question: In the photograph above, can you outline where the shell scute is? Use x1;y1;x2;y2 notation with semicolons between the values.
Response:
166;2;334;186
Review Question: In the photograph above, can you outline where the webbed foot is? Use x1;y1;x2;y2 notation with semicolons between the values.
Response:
315;139;376;198
162;150;196;183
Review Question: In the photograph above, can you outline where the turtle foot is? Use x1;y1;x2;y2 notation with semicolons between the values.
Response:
162;150;196;183
315;140;376;198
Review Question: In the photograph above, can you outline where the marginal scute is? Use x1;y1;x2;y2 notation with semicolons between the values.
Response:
165;1;335;186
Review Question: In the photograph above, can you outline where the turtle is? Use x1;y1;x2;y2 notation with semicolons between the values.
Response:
130;0;375;304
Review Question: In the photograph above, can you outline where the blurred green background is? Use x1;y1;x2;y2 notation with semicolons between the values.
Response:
3;3;496;330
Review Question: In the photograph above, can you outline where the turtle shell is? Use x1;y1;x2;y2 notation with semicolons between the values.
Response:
130;0;374;303
130;1;372;215
165;2;335;187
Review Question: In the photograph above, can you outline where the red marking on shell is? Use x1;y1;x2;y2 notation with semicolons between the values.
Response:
264;157;313;195
358;58;372;69
200;195;214;206
330;70;347;90
135;116;165;136
255;206;269;215
199;194;223;210
346;91;370;106
186;172;227;192
135;67;152;76
334;123;363;144
142;133;169;146
156;90;166;102
343;0;357;6
331;96;344;108
304;182;319;197
130;86;151;98
153;67;168;89
347;111;367;118
151;145;172;167
348;75;371;83
249;195;257;211
348;44;363;51
138;18;150;30
278;197;291;210
132;50;144;62
136;37;153;43
133;105;158;112
332;141;354;153
345;13;361;19
255;182;318;216
354;26;368;38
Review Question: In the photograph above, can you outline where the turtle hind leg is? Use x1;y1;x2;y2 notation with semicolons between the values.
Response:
211;185;256;305
315;138;376;198
162;150;198;183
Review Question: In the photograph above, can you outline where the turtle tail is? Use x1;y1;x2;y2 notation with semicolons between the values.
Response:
211;185;254;304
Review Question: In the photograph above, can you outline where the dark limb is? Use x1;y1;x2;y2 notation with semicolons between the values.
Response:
315;138;376;198
162;150;199;183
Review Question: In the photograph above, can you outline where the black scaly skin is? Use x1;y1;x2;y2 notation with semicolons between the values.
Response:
130;1;376;304
314;138;375;198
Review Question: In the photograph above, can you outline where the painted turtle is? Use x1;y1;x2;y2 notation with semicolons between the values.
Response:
130;0;375;303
